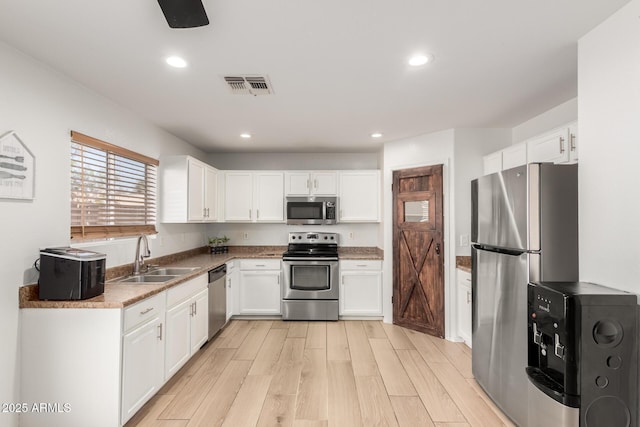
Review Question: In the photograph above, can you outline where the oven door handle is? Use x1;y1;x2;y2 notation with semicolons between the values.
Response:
283;257;339;262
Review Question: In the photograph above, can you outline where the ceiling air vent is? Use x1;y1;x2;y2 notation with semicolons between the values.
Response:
223;75;273;96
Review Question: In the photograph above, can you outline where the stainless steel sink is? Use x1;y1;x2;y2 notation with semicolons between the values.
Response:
118;275;176;283
146;267;200;276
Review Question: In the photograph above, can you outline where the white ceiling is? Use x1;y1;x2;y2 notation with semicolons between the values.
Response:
0;0;630;153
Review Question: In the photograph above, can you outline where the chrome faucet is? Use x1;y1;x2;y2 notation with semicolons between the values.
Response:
133;235;151;275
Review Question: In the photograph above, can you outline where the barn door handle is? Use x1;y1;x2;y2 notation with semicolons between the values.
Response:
435;243;441;255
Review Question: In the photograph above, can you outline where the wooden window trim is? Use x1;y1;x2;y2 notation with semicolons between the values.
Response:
70;131;158;241
70;131;159;166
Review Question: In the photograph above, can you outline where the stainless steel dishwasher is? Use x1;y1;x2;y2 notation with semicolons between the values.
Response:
207;265;227;340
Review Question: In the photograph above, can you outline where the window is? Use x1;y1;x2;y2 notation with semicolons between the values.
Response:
70;131;158;240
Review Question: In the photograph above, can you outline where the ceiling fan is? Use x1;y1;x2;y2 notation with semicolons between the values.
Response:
157;0;209;28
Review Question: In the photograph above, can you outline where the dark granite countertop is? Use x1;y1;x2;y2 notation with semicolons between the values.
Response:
20;245;383;309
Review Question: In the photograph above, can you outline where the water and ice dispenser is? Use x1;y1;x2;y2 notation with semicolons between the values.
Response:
527;281;638;427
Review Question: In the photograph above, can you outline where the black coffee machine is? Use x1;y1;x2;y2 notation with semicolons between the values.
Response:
527;281;638;427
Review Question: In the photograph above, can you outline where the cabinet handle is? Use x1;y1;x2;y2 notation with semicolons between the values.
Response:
277;275;280;285
356;264;367;267
307;179;310;190
467;290;471;304
140;307;154;315
257;209;260;220
157;323;163;340
570;134;576;152
249;209;252;219
193;301;197;316
314;179;318;189
559;137;565;154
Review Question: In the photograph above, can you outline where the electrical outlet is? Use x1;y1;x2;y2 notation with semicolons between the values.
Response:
460;234;470;247
348;232;354;240
243;232;249;240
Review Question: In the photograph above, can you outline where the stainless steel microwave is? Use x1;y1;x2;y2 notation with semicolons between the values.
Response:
286;197;338;225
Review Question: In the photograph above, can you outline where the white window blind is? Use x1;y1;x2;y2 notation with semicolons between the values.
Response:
70;131;158;240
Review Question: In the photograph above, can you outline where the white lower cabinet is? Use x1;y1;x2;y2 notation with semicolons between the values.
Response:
121;293;166;425
164;275;209;379
226;260;239;320
339;260;383;316
239;259;282;315
457;269;472;347
20;274;211;427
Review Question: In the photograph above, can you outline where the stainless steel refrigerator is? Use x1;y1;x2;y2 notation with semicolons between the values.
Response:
470;163;578;426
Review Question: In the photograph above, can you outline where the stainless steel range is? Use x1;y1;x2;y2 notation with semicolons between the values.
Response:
282;232;339;321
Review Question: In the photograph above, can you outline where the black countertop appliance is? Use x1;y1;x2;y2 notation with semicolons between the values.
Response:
38;247;106;300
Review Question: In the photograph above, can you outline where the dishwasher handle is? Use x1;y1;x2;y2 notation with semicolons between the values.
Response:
208;265;227;282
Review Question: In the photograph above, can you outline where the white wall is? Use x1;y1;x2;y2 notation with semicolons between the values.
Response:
453;129;511;256
206;223;379;247
208;152;380;170
577;0;640;293
381;129;455;335
511;97;578;144
0;42;207;425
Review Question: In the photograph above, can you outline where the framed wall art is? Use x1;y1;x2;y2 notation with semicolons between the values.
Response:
0;131;35;200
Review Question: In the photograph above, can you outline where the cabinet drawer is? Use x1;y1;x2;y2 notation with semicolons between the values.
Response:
123;292;166;333
340;260;382;271
166;274;208;308
239;259;281;270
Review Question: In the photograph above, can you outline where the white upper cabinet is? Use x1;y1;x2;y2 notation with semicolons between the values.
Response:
483;122;578;175
527;127;570;164
483;151;503;175
501;142;527;170
568;122;578;163
339;171;380;222
254;172;285;221
224;172;254;221
285;171;337;196
224;171;284;222
161;155;218;223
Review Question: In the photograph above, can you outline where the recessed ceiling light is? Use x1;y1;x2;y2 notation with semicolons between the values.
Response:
166;56;187;68
408;54;433;66
240;133;251;139
371;133;383;138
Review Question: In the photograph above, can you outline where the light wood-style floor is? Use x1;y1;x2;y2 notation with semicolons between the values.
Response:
125;320;515;427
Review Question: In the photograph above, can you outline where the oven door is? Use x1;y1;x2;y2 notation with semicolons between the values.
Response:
282;258;339;300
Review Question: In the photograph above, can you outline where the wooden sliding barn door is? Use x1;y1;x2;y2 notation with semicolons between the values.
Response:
392;165;445;337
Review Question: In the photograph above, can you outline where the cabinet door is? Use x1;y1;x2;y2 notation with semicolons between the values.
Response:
225;172;253;221
501;143;527;170
239;270;282;314
226;264;235;321
164;298;192;379
457;271;472;346
255;172;284;222
204;166;218;221
312;172;338;195
187;159;205;221
121;316;164;425
483;152;502;175
568;123;578;162
339;171;380;222
285;172;311;196
339;271;383;316
191;289;209;354
527;128;570;164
